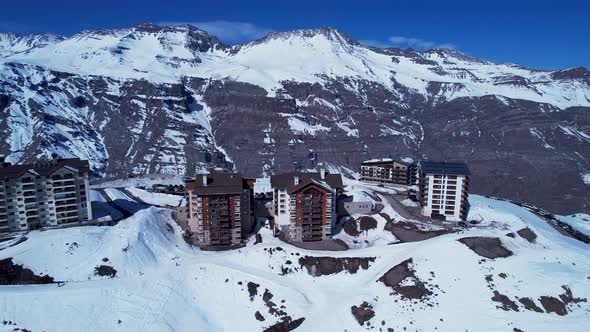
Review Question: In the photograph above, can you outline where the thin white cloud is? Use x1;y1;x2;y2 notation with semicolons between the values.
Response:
360;36;456;50
388;36;456;50
359;39;391;48
159;20;272;44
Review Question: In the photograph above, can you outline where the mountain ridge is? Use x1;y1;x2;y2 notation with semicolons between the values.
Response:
0;23;588;214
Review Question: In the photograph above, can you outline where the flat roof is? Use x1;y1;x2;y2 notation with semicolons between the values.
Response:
420;160;471;176
0;158;90;180
362;158;409;166
186;171;245;195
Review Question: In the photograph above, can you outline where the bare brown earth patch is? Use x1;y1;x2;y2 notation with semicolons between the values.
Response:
516;228;537;243
299;256;375;277
458;237;513;259
378;258;433;300
385;221;454;242
0;258;55;285
359;216;378;232
539;296;567;316
519;297;544;313
536;286;587;316
351;301;375;326
491;291;519;311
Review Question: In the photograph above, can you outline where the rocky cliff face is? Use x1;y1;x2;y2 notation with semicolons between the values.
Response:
0;24;589;214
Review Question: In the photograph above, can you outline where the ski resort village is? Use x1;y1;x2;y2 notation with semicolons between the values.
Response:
1;154;590;332
0;12;589;332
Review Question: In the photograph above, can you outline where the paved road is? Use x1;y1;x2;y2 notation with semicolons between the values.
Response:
382;194;430;222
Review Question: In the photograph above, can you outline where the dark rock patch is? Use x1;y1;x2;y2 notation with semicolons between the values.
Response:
247;282;260;300
506;232;516;238
255;311;265;321
517;228;537;243
519;297;544;313
343;218;361;236
378;258;433;300
491;291;519;311
255;233;263;244
351;301;375;326
559;285;587;305
94;265;117;278
262;288;288;318
539;296;567;316
298;256;375;277
458;237;513;259
385;221;454;242
263;317;305;332
0;258;55;285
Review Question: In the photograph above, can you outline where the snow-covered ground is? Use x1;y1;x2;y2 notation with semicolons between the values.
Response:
254;177;272;194
89;189;123;221
556;213;590;237
125;187;183;207
1;187;589;332
91;174;184;189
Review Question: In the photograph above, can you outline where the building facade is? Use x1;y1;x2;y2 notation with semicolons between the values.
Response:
0;156;92;234
271;170;343;242
360;158;410;185
418;161;470;222
338;201;373;216
185;171;255;247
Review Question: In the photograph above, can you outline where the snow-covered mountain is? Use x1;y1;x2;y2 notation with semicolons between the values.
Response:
1;183;589;332
3;24;589;108
0;23;589;214
0;32;65;58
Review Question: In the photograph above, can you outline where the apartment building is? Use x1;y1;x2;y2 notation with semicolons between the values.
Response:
418;161;470;222
360;158;410;185
0;156;92;234
271;169;343;242
185;170;255;247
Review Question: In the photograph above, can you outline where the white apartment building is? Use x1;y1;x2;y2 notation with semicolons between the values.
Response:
0;156;92;234
418;161;470;222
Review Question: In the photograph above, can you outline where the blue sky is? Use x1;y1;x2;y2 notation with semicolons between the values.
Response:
1;0;589;70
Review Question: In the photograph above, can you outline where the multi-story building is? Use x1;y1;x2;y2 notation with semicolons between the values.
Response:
271;169;343;242
418;161;470;222
360;158;410;185
0;156;92;234
185;170;255;247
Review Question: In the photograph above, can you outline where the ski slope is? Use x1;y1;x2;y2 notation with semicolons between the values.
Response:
0;189;589;331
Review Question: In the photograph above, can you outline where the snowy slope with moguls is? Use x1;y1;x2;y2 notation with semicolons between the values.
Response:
0;190;589;332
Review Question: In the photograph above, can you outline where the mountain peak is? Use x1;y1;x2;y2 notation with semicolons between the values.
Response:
248;26;359;46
